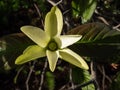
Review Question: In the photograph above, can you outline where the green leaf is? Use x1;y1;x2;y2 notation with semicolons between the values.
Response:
67;22;120;62
109;71;120;90
45;71;55;90
72;0;97;23
0;33;34;71
72;67;95;89
82;84;95;90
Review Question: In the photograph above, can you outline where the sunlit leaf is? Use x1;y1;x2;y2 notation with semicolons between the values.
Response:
72;0;97;23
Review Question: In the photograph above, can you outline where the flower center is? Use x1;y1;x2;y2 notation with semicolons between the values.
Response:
48;41;58;51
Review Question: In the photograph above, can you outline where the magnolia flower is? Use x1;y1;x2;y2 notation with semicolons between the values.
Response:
15;6;89;72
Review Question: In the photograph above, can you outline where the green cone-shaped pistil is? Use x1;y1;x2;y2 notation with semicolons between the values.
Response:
48;41;58;51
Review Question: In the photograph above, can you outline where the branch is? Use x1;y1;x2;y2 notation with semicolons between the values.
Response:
47;0;62;6
38;58;48;90
14;66;24;84
69;67;75;90
97;65;112;89
68;80;94;90
33;3;44;27
90;61;100;90
25;61;36;90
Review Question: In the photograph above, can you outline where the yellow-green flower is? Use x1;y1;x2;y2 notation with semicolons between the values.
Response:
15;6;89;72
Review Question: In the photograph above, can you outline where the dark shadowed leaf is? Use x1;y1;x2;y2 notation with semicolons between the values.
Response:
0;33;34;71
67;22;120;62
109;71;120;90
72;67;95;89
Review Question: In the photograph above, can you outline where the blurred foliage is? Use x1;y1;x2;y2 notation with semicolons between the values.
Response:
0;0;48;36
71;0;97;23
109;71;120;90
0;0;120;90
100;0;120;14
0;0;29;25
72;67;95;89
0;33;34;72
45;71;55;90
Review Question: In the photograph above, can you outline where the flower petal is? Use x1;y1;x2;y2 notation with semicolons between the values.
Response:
53;36;62;48
59;48;89;70
58;35;82;48
15;45;46;64
45;6;63;37
46;50;59;72
21;26;50;48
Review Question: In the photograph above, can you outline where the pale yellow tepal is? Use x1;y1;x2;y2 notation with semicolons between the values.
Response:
15;6;89;72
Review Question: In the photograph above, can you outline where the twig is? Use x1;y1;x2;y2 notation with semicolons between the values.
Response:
69;67;74;90
71;80;94;90
47;0;62;6
25;61;36;90
33;3;41;18
91;61;100;90
113;24;120;29
59;83;70;90
102;66;105;90
97;65;112;84
97;16;109;25
113;24;120;31
38;59;48;90
59;79;94;90
97;65;106;90
14;66;24;84
33;3;44;27
63;9;71;15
